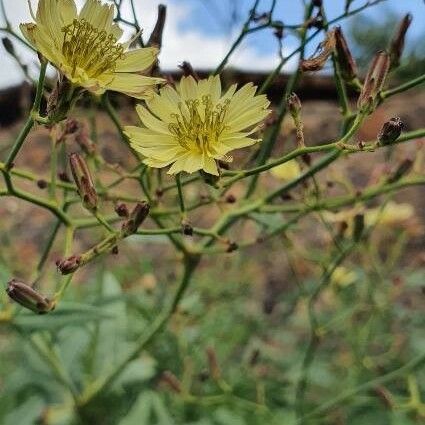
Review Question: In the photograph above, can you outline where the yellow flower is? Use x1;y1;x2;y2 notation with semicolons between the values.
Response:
365;201;414;226
331;266;357;288
124;75;270;175
20;0;164;98
270;160;301;181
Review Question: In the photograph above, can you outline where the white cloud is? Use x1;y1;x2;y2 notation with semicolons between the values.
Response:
0;0;295;88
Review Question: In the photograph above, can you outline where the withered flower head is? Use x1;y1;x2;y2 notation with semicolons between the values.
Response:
69;152;98;212
389;14;412;69
378;117;404;145
334;27;358;82
6;279;52;314
121;202;150;235
301;29;336;72
56;255;82;275
357;50;390;112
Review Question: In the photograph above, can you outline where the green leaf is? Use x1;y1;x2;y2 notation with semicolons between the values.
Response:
11;302;113;331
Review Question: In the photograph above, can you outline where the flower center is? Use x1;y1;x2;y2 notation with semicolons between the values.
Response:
61;19;124;78
169;96;230;157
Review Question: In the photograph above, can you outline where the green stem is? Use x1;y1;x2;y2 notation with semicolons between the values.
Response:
297;352;425;423
175;173;186;219
381;73;425;99
245;2;314;197
3;60;47;169
295;242;357;420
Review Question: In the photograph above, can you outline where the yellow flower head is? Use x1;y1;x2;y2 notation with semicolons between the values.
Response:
270;160;301;181
20;0;164;98
124;75;270;175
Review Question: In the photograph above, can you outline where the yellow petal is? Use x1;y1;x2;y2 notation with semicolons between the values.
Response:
202;156;219;175
99;73;164;98
270;160;301;181
36;0;63;40
124;126;176;146
179;76;198;100
79;0;114;33
59;0;77;25
135;104;172;134
116;48;159;73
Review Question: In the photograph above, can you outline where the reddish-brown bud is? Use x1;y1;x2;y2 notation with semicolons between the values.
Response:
2;37;15;56
206;347;221;380
161;371;182;393
148;4;167;49
37;179;48;189
121;202;150;235
115;203;129;218
182;220;193;236
389;14;412;69
387;159;413;184
58;171;71;182
6;279;52;314
358;51;390;112
56;255;82;275
226;241;238;253
178;61;199;81
225;194;236;204
69;153;98;212
334;26;358;82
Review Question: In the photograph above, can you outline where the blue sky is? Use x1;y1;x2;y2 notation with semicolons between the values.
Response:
0;0;424;88
178;0;425;57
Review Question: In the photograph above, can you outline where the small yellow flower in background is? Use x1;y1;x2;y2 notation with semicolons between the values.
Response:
324;201;415;229
125;75;270;175
365;201;414;226
270;160;301;181
20;0;164;98
331;266;357;288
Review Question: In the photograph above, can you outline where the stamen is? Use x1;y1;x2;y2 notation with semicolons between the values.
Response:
168;96;229;157
61;19;124;78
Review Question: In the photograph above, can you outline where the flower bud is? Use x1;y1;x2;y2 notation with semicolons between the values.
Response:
47;77;81;123
206;347;221;380
226;241;238;253
357;51;390;112
353;214;364;242
69;153;98;212
2;37;15;56
181;220;193;236
121;202;150;235
37;179;48;189
287;93;305;148
56;255;82;275
161;371;182;393
6;279;52;314
389;14;412;69
147;4;167;49
178;61;199;81
271;20;284;39
378;117;404;146
287;93;302;117
115;203;129;218
387;159;413;184
334;27;358;83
